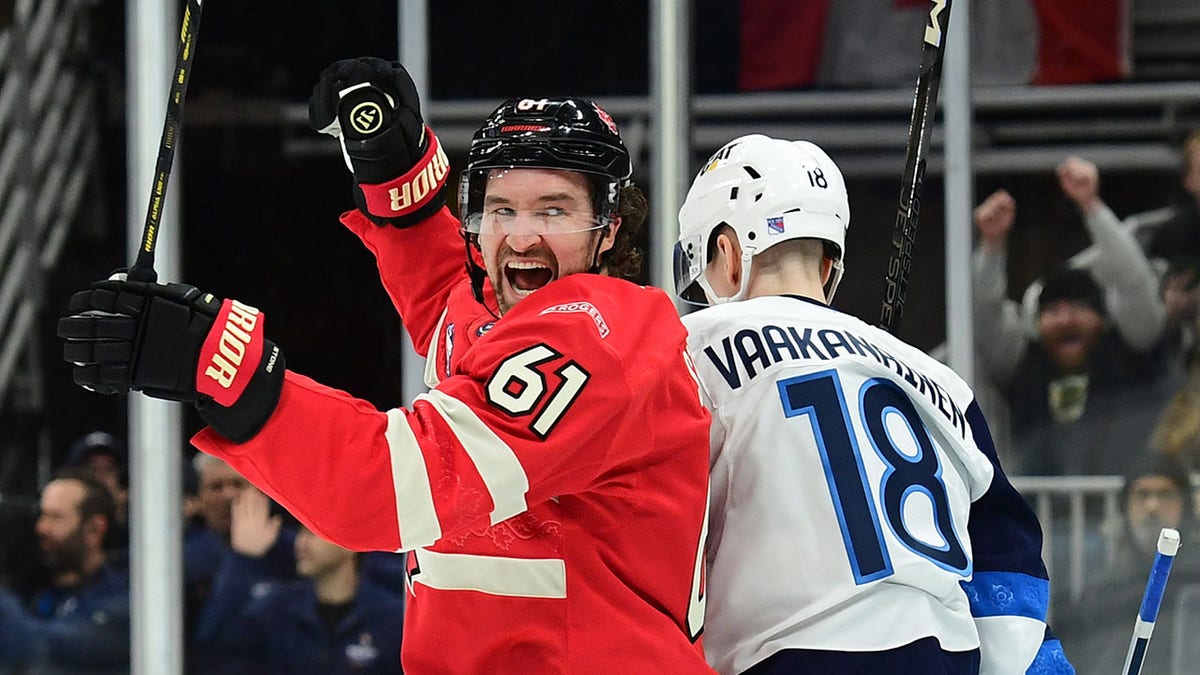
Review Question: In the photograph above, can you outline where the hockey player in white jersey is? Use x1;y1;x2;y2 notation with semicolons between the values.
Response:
674;135;1073;674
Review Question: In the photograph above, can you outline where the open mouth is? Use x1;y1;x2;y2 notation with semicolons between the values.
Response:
505;260;555;297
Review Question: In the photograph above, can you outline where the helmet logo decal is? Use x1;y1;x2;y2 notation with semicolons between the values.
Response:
592;103;620;136
767;216;785;235
349;101;384;135
516;98;552;111
501;124;551;134
701;143;737;176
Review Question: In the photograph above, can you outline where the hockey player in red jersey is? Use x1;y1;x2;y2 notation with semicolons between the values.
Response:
58;58;713;674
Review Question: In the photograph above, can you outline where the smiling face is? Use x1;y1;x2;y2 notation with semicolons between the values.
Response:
1037;299;1106;373
477;168;619;314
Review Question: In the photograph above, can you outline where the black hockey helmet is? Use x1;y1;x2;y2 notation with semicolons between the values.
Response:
459;97;633;305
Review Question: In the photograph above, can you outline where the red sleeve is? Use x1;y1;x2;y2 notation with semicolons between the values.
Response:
340;207;467;357
192;278;655;554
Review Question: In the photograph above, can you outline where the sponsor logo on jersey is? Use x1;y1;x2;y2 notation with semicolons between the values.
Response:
767;216;785;235
476;321;495;338
539;301;610;338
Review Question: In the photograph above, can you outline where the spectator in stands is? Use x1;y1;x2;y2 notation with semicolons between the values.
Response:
0;468;130;672
1155;257;1200;378
1057;453;1200;673
1142;129;1200;270
1007;267;1164;473
185;453;297;673
66;430;129;565
973;156;1167;474
196;487;405;674
1149;258;1200;468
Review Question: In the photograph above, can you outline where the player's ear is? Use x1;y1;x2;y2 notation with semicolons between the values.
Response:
820;256;834;284
716;232;741;286
598;216;621;256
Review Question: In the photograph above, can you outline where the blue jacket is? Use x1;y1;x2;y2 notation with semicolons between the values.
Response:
196;552;404;674
184;524;298;674
0;563;130;673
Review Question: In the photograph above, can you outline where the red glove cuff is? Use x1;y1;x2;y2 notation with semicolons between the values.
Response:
197;299;267;407
359;127;450;218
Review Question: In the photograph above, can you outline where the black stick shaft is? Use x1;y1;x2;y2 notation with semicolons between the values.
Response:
128;0;205;283
878;0;953;334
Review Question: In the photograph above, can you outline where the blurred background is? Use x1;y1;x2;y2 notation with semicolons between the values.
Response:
1;0;1199;672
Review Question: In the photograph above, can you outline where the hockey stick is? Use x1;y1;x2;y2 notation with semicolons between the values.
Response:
878;0;952;334
127;0;205;283
1122;527;1181;675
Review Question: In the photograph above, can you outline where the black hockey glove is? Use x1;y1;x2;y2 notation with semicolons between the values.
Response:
309;57;448;228
57;275;286;443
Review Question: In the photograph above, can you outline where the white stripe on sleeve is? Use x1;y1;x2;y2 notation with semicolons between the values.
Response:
416;389;531;524
384;408;442;549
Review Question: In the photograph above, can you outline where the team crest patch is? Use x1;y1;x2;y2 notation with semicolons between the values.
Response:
767;216;785;235
539;301;610;338
476;321;495;337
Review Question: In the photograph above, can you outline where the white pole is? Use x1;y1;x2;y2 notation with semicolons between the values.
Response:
398;0;429;404
943;0;974;386
126;1;184;673
650;0;691;300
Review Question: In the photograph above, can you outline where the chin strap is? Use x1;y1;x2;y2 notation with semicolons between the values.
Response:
462;234;499;318
824;259;845;303
587;221;612;274
702;249;754;304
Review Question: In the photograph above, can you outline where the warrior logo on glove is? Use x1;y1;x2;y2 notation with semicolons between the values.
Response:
58;275;285;443
198;299;265;405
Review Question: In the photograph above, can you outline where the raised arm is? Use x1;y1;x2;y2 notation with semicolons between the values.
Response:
972;189;1030;386
1057;156;1165;351
309;58;464;354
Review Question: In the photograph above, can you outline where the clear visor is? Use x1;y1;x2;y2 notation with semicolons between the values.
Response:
460;166;616;236
673;232;711;305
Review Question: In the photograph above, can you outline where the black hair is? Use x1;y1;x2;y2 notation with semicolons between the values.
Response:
1038;267;1106;316
1120;453;1194;513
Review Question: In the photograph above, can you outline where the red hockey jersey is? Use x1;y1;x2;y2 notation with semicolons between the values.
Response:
193;208;713;674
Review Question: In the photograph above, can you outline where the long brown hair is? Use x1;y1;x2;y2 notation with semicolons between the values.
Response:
601;184;647;279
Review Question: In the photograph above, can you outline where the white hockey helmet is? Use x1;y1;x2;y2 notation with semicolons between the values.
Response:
673;134;849;305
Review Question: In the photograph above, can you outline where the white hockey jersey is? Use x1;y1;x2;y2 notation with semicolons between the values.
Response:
684;295;1050;675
